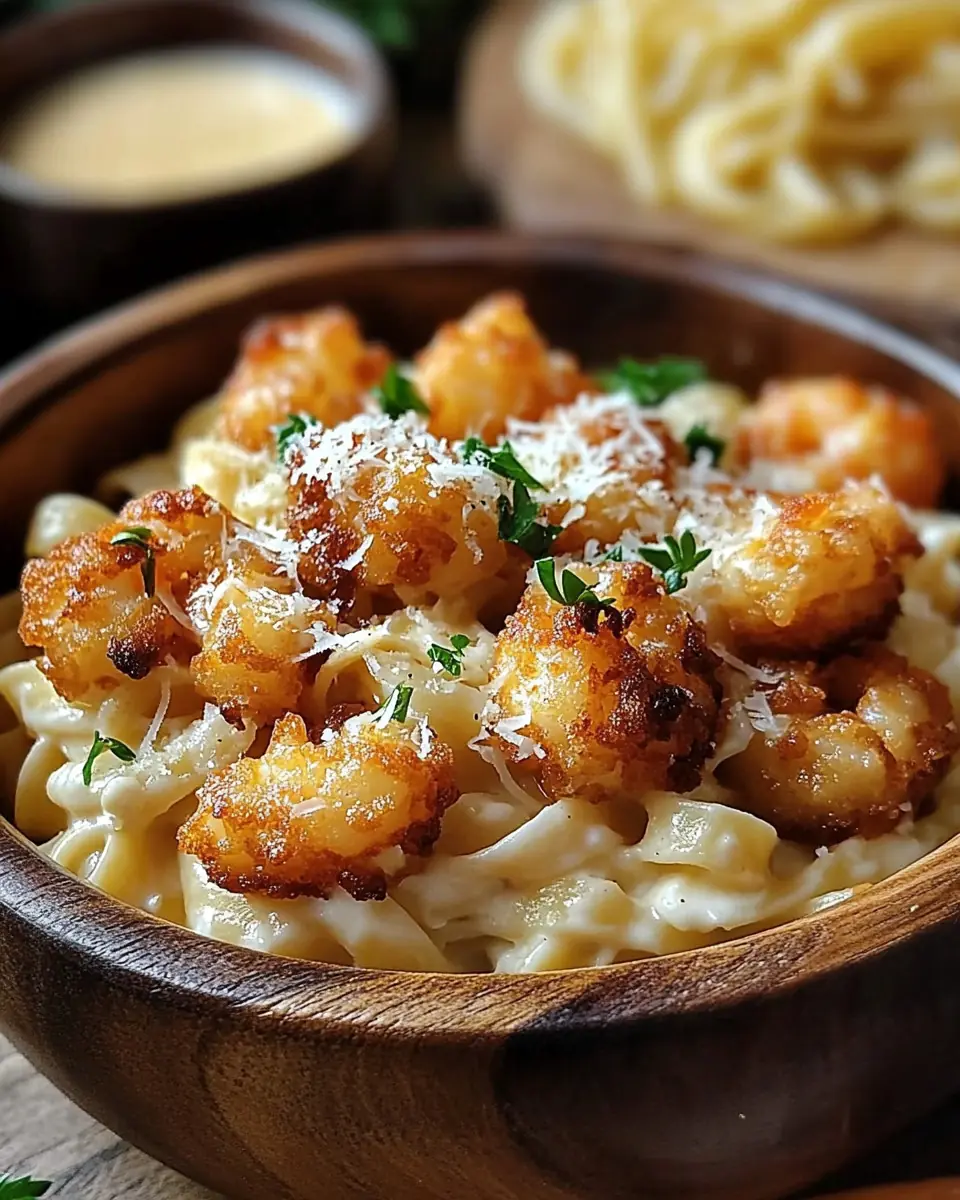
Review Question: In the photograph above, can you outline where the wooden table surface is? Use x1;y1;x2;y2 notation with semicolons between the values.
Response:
1;1035;218;1198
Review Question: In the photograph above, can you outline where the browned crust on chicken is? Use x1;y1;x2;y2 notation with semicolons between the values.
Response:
487;562;723;803
178;713;460;900
716;486;922;659
19;486;220;700
722;646;959;843
413;292;590;443
216;308;391;452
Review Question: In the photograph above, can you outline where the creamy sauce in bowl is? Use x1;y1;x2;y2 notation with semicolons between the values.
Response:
0;46;363;204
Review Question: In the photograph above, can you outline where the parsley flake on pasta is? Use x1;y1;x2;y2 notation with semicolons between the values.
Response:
82;732;136;786
428;635;472;678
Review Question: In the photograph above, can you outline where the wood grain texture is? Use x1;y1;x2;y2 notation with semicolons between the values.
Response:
3;235;960;1200
461;0;960;318
0;1036;216;1198
3;1028;959;1200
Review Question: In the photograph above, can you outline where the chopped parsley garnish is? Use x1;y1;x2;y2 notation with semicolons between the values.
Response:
375;365;429;419
684;424;725;465
535;559;614;610
81;732;136;787
462;438;544;489
463;438;559;556
110;527;155;597
498;483;562;558
428;634;472;678
275;412;318;461
375;683;414;725
600;356;707;407
603;545;624;562
638;531;712;594
0;1176;52;1199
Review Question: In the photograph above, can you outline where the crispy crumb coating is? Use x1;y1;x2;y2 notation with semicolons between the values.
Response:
413;293;589;442
19;486;220;700
721;646;959;843
215;308;391;452
509;393;685;551
287;414;508;608
485;562;723;802
712;483;921;658
187;543;333;726
179;711;460;900
737;376;945;508
19;485;332;721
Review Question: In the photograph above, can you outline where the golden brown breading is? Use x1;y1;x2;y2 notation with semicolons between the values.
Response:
485;561;723;802
286;413;509;608
178;711;460;900
413;292;589;442
721;646;959;843
215;307;391;452
736;376;945;508
19;486;220;700
506;392;685;552
187;547;333;726
711;483;921;658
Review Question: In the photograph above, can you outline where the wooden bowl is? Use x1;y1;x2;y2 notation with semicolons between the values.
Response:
0;0;394;353
831;1186;960;1200
3;233;960;1200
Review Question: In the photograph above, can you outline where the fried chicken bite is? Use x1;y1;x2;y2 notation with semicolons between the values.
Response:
286;412;511;609
412;293;589;443
721;646;959;844
484;561;723;802
737;376;944;508
506;392;685;552
708;483;921;658
179;710;460;900
215;307;391;452
187;539;334;726
19;486;221;701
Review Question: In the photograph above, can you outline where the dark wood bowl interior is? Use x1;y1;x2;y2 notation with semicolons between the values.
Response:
0;0;394;343
2;234;960;1200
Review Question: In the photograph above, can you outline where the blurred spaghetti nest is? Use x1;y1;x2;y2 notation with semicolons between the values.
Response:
521;0;960;244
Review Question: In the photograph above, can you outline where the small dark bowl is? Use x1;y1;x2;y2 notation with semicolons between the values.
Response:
3;234;960;1200
0;0;394;352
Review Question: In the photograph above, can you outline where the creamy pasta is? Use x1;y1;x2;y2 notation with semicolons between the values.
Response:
521;0;960;243
3;294;959;973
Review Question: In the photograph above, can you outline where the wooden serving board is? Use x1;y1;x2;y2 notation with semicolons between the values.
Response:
461;0;960;320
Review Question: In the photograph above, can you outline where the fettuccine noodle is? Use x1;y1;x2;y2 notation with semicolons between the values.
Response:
521;0;960;242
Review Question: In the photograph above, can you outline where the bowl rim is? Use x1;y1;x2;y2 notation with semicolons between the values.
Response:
3;229;960;1041
0;0;392;214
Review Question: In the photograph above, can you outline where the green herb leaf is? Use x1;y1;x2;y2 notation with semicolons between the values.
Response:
375;683;414;725
684;423;726;465
637;530;712;594
110;527;155;597
329;0;416;48
603;545;624;562
375;365;429;419
497;482;562;558
427;633;472;678
0;1176;52;1199
275;412;319;462
600;356;707;407
535;559;613;609
462;438;544;489
82;732;136;787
